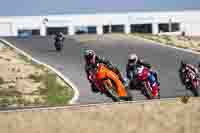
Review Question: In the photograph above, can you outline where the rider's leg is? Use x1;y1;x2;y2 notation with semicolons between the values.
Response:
148;74;159;97
151;71;160;86
147;73;156;86
91;83;99;93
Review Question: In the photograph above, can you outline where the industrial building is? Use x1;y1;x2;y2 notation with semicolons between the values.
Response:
0;10;200;37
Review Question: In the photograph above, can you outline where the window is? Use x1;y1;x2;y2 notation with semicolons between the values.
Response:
131;24;152;33
18;30;32;37
159;23;180;33
18;29;40;37
111;25;124;33
103;25;110;33
87;26;97;34
171;23;180;32
159;23;169;32
47;27;68;35
75;26;87;34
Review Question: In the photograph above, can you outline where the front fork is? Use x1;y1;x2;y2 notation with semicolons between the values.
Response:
152;83;159;97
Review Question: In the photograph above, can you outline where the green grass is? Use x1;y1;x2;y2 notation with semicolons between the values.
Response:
0;97;11;107
133;33;194;48
0;96;34;107
162;35;171;42
18;54;31;63
39;73;74;106
0;71;74;107
28;72;74;106
0;47;74;108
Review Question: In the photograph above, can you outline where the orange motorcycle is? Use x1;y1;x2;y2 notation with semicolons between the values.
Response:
94;63;132;102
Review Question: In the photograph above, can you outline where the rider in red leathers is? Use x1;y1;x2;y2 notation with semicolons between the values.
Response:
180;60;199;85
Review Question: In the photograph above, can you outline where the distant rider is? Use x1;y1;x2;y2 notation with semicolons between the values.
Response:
54;32;65;43
180;60;199;84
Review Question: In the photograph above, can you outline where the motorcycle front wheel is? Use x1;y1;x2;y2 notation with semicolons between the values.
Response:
55;42;63;51
103;79;120;102
191;81;199;96
142;82;154;99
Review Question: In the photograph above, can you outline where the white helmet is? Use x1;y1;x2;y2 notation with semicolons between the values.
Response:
84;49;96;61
128;53;138;63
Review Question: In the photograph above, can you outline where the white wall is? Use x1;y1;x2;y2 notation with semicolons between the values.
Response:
0;18;15;36
1;10;200;36
179;12;200;36
0;23;12;36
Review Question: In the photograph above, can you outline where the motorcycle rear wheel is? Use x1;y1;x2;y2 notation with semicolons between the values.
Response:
192;88;199;97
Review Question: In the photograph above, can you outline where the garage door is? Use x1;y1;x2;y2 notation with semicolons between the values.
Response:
131;24;152;33
103;25;110;34
0;23;12;36
111;25;124;33
87;26;97;34
18;29;40;37
47;27;68;35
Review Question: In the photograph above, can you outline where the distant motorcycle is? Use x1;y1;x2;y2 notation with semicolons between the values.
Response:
131;65;160;99
54;37;64;51
179;65;200;96
88;63;132;102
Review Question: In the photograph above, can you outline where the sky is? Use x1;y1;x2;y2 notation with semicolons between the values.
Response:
0;0;200;16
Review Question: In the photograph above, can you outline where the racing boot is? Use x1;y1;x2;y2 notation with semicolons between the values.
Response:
91;83;100;93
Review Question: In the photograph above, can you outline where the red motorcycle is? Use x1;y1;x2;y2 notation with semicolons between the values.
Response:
134;65;160;99
179;66;200;96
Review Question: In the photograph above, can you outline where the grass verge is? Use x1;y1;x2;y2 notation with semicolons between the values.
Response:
38;72;74;106
0;71;74;107
0;44;74;107
131;33;200;52
16;50;74;106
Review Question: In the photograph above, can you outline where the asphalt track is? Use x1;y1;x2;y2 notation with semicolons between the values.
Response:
4;34;200;104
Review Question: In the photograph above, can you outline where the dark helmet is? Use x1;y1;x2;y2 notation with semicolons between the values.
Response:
55;32;62;36
84;49;96;62
181;60;187;67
